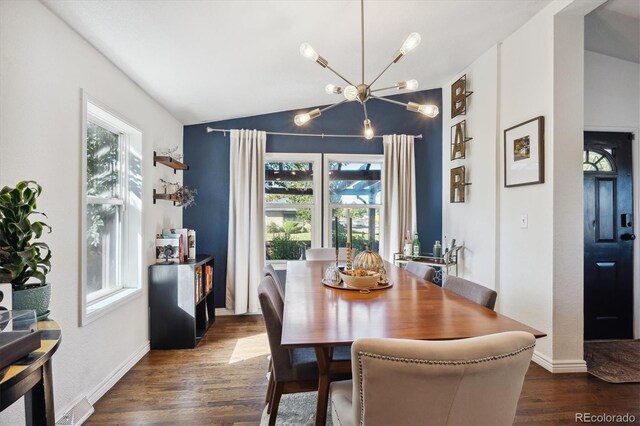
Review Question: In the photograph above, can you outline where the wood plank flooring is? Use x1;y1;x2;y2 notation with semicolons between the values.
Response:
87;315;639;425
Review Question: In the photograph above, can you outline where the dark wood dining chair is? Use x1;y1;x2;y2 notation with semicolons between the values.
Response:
259;276;351;425
404;260;436;281
263;264;285;297
443;275;497;310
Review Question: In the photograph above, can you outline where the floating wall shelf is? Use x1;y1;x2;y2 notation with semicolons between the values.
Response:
153;189;179;205
153;151;189;174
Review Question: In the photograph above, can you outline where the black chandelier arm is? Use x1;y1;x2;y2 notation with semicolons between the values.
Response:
325;64;356;87
362;101;369;120
369;94;408;108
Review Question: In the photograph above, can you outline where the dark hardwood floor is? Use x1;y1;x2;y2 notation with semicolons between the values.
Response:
86;315;640;425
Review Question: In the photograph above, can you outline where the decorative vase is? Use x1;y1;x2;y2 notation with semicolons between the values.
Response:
353;247;384;272
12;283;51;320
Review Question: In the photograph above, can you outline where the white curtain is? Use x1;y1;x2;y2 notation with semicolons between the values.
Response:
380;134;417;262
226;129;266;314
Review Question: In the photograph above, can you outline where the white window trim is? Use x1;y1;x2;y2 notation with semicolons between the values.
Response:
323;153;384;247
80;90;143;326
264;153;322;265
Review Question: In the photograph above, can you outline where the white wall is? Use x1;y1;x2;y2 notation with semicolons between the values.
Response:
584;50;640;338
0;1;183;423
551;12;585;363
443;0;595;372
442;46;500;291
498;0;563;364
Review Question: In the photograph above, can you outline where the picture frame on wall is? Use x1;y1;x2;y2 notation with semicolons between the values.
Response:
504;116;544;187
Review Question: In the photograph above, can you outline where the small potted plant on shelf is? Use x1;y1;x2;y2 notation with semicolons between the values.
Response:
0;181;52;319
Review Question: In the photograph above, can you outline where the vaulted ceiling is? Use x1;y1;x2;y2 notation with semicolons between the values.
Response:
585;0;640;64
43;0;553;124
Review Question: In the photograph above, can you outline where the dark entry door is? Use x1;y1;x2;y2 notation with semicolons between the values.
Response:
583;131;634;340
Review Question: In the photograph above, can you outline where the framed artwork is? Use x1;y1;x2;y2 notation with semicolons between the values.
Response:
450;120;471;160
504;116;544;187
450;166;466;203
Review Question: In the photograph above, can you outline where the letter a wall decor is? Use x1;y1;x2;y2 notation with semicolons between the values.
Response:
450;120;472;160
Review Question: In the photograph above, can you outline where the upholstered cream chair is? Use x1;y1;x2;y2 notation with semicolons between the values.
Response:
330;331;535;426
305;247;353;261
404;261;436;281
443;275;497;310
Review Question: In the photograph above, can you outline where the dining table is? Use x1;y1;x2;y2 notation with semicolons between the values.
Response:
281;260;546;426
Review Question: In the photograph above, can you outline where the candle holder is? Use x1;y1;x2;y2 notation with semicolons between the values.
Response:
346;242;352;271
335;246;339;267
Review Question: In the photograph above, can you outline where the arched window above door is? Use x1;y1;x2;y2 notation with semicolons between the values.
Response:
583;149;615;172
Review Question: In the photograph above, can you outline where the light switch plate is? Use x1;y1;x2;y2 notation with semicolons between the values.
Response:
520;214;528;229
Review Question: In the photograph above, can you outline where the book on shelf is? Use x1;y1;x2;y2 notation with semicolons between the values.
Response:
187;229;196;260
162;228;195;262
195;265;203;303
155;236;180;264
205;265;213;293
160;233;183;262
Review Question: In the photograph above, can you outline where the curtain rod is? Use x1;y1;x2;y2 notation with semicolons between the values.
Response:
205;127;422;140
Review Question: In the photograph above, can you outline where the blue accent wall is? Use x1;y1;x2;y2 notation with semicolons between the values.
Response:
184;89;442;307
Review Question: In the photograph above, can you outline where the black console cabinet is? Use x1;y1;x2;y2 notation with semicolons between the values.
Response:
149;255;215;349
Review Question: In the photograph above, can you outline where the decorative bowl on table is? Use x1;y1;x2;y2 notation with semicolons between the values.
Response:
353;247;384;272
340;269;380;289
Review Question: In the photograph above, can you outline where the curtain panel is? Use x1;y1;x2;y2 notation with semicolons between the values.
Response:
380;134;417;262
226;129;266;314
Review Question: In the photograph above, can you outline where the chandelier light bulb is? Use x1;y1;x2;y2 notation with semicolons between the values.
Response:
418;104;439;117
294;113;310;126
405;79;419;90
325;84;342;95
343;85;358;101
363;119;374;140
407;102;439;118
294;108;321;126
300;43;319;61
400;32;421;55
396;79;419;91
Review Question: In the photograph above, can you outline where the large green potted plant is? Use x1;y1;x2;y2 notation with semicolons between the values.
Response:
0;180;52;319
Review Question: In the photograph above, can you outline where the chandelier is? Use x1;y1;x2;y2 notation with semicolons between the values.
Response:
294;0;439;139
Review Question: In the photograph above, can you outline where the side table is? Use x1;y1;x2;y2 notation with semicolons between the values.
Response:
0;319;61;425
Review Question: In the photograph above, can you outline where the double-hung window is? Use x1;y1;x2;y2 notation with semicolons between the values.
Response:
264;153;321;263
81;94;143;324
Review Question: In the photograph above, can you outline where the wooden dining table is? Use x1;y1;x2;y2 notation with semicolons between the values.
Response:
281;260;546;425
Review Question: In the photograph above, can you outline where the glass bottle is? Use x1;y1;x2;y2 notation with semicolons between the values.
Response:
403;230;412;257
412;233;421;257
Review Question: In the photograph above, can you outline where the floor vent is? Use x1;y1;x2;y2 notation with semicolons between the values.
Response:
56;397;94;426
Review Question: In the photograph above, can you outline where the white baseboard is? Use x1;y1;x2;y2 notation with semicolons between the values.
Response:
55;341;149;424
87;340;150;405
532;350;587;373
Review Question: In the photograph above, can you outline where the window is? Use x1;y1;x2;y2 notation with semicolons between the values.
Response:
583;149;615;172
324;155;383;252
264;153;321;262
81;93;143;325
263;153;383;262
